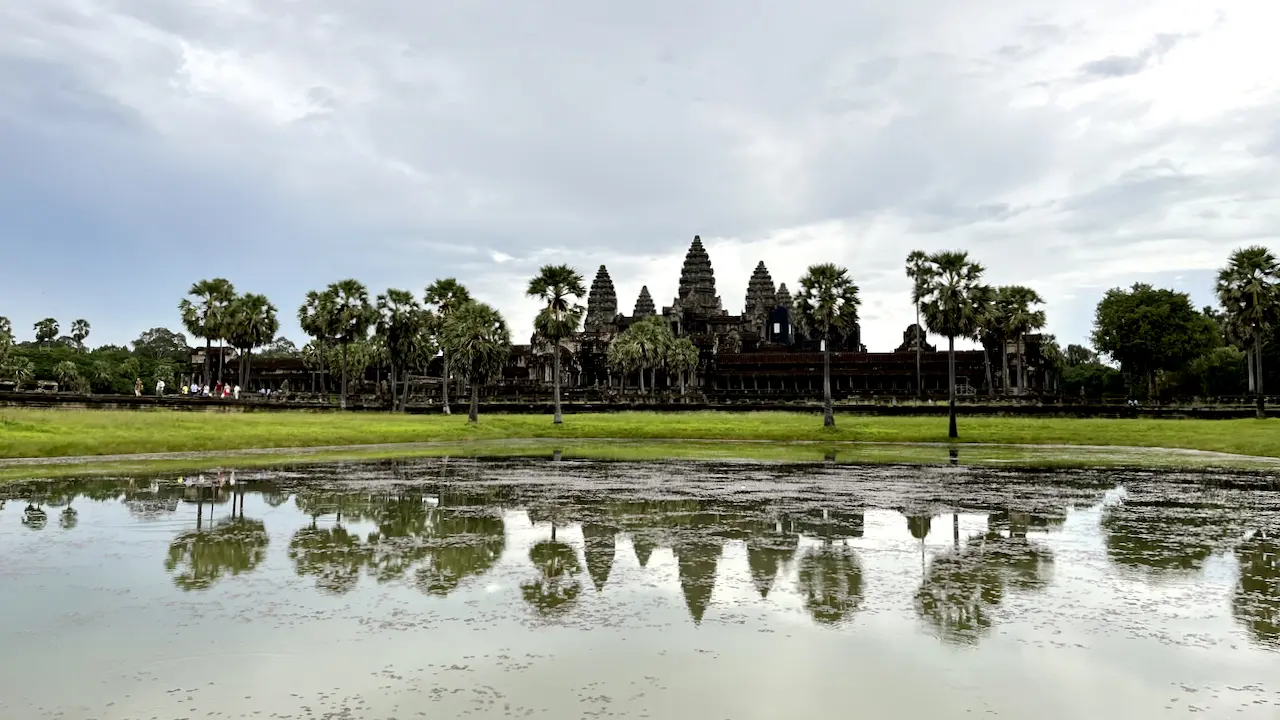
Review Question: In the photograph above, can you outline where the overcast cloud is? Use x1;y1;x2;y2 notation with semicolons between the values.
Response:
2;0;1277;352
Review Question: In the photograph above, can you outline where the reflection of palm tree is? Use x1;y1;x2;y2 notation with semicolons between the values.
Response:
915;530;1054;645
1101;500;1236;577
797;542;863;625
288;524;372;595
582;523;617;592
1233;530;1279;648
166;518;269;591
414;515;506;596
746;517;799;599
521;540;583;616
674;539;721;625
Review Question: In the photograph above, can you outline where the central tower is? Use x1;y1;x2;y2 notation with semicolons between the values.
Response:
674;235;722;317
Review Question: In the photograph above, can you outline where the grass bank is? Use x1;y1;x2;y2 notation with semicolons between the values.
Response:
2;408;1280;460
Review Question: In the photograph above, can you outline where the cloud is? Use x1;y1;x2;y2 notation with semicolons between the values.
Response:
1;0;1278;354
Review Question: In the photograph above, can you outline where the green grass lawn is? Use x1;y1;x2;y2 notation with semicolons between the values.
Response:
2;408;1279;460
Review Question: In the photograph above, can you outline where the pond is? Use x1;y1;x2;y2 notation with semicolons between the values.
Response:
2;459;1279;719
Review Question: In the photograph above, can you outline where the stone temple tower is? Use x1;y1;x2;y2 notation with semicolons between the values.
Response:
633;286;656;318
674;235;722;316
743;261;777;337
584;265;618;332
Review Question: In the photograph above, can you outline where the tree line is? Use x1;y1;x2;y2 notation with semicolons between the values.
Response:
2;246;1277;428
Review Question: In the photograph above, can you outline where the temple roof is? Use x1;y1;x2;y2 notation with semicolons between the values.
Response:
675;235;721;315
584;265;618;332
776;283;793;310
634;285;656;317
744;261;777;317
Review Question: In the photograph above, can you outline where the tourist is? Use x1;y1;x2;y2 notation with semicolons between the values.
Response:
233;384;241;400
134;378;143;397
155;379;166;396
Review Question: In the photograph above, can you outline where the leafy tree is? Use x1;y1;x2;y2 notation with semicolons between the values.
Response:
918;251;990;438
132;327;190;363
440;300;511;423
376;289;432;412
257;336;299;359
425;278;472;415
0;316;11;369
527;265;587;425
70;319;90;348
1039;334;1065;393
905;250;934;397
4;357;33;389
1092;283;1219;399
298;291;335;395
0;315;11;339
797;263;861;428
1065;344;1097;366
53;360;81;392
324;280;375;409
1179;346;1247;398
1060;361;1124;399
1000;286;1046;395
90;359;115;392
34;318;59;347
1216;246;1279;417
152;362;177;390
179;278;236;387
224;293;279;389
610;315;673;394
666;337;699;396
607;333;643;391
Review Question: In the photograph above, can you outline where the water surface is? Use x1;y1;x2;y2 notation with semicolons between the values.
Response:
2;459;1279;719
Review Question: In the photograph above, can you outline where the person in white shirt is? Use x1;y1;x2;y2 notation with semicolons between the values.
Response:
156;379;166;396
233;385;241;400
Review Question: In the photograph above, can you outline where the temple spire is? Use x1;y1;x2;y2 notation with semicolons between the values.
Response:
634;286;656;317
675;235;721;315
584;265;618;332
743;261;778;336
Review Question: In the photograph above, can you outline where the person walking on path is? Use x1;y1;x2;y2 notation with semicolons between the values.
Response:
233;384;241;400
134;378;143;397
155;379;166;397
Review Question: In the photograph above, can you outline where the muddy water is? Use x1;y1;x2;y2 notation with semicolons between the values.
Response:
2;459;1279;719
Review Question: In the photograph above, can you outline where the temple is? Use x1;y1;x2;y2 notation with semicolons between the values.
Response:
515;235;1047;398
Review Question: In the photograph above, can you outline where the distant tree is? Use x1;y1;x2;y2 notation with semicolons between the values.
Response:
53;360;81;392
527;265;587;425
70;319;91;349
1000;286;1046;395
797;263;862;428
298;291;335;395
0;315;11;339
224;293;279;389
1181;346;1248;398
179;278;236;387
425;278;473;415
1039;334;1065;393
153;362;177;389
607;334;643;391
666;337;699;397
90;359;115;392
440;301;511;423
132;327;190;363
1065;344;1097;367
1092;283;1219;399
34;318;59;347
322;280;375;410
0;316;11;368
918;251;991;439
376;289;431;412
619;315;674;394
118;357;141;386
1216;246;1279;418
905;250;935;398
257;336;300;359
4;357;33;389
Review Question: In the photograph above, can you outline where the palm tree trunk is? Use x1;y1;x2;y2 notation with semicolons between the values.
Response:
1001;338;1010;396
468;382;479;423
203;338;211;388
216;339;224;384
948;335;958;439
983;344;994;398
441;355;451;414
823;346;834;427
915;305;922;398
553;342;563;424
650;368;657;395
1255;332;1266;419
389;364;398;412
340;343;349;410
400;370;412;412
244;350;252;391
1247;347;1256;393
679;370;686;397
1016;335;1026;396
638;366;646;394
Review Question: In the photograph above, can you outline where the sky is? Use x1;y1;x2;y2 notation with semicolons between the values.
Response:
2;0;1278;353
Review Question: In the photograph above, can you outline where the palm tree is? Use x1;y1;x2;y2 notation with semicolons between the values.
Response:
440;301;512;423
607;333;644;391
179;278;236;387
1002;286;1046;395
906;250;934;398
6;357;34;390
666;337;699;397
90;359;114;392
1216;246;1279;419
376;289;431;412
527;265;587;424
0;315;11;339
625;315;674;394
70;319;91;349
320;280;375;409
796;263;861;428
54;360;81;392
225;293;279;390
918;251;990;438
34;318;59;347
425;278;473;415
298;290;335;396
975;286;1002;398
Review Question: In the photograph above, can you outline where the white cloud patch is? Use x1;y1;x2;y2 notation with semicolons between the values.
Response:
1;0;1278;351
